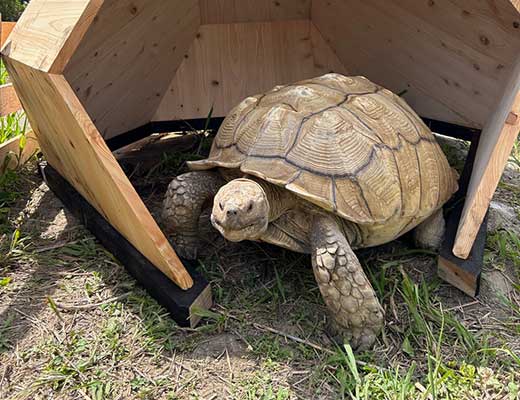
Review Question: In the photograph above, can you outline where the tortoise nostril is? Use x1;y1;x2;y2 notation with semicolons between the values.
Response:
227;209;238;216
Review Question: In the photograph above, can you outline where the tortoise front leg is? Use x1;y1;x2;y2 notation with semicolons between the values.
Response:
162;171;225;259
310;216;384;351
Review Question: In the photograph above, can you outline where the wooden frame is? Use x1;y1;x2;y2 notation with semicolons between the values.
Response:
0;17;38;172
1;1;519;296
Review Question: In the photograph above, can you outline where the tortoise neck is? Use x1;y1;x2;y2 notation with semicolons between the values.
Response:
248;177;296;222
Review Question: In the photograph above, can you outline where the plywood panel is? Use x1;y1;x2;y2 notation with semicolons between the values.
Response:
1;21;16;47
1;0;102;73
0;83;22;116
154;20;319;121
64;0;200;139
310;23;348;76
4;56;193;289
311;0;520;128
200;0;311;24
454;57;520;258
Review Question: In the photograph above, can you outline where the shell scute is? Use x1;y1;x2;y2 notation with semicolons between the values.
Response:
189;74;458;224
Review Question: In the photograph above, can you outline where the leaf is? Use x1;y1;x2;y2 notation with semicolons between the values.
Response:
402;336;415;357
0;277;12;287
18;134;26;151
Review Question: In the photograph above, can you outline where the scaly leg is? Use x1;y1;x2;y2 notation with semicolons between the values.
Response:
162;171;225;259
310;215;384;351
414;209;445;251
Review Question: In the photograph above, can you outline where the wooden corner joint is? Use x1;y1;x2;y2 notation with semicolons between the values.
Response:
506;111;519;125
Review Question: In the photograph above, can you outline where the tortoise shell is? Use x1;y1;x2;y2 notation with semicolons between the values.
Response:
189;74;458;226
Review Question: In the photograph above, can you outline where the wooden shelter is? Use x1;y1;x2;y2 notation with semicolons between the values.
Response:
1;1;520;296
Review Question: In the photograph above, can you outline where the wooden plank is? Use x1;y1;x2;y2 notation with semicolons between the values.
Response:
3;56;193;289
1;21;16;48
200;0;311;24
438;138;484;297
453;58;520;259
1;0;103;73
310;23;348;76
64;0;200;139
41;163;212;328
0;130;39;173
0;83;22;116
154;20;319;121
311;0;520;129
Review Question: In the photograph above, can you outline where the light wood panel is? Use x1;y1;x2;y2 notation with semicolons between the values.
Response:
0;130;39;173
454;57;520;259
0;21;16;47
311;0;520;128
3;56;193;289
200;0;310;24
1;0;102;73
310;23;348;76
154;20;346;121
0;83;22;116
64;0;200;139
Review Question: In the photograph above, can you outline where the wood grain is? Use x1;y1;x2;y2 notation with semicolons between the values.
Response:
1;0;102;73
453;57;520;259
3;56;193;289
154;20;339;121
311;0;520;129
0;83;22;116
200;0;310;24
310;23;348;76
64;0;200;139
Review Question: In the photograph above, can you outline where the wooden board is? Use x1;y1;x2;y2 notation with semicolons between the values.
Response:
200;0;310;24
310;23;348;76
64;0;200;139
0;83;22;116
311;0;520;129
154;20;347;121
0;130;39;173
453;57;520;258
3;56;193;290
0;21;16;47
1;0;102;73
42;163;212;328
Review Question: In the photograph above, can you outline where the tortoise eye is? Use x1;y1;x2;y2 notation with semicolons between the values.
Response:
219;202;224;211
247;202;253;212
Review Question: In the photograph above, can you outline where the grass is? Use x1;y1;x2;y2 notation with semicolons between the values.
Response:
0;113;520;397
4;159;520;399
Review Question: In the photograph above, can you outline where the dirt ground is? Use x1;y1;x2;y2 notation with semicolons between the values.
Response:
1;136;520;399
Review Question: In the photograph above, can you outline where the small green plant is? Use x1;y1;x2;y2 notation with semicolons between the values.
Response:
0;111;28;144
0;60;8;85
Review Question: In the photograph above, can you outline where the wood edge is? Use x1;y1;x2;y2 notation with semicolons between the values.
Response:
188;285;214;328
48;0;104;74
437;256;479;297
41;72;193;289
453;96;520;258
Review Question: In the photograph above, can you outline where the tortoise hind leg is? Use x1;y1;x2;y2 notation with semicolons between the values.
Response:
413;209;445;251
162;171;225;259
310;216;384;351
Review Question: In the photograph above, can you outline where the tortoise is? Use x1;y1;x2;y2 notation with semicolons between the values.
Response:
162;73;458;350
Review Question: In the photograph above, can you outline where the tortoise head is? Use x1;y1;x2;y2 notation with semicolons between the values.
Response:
211;178;269;242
